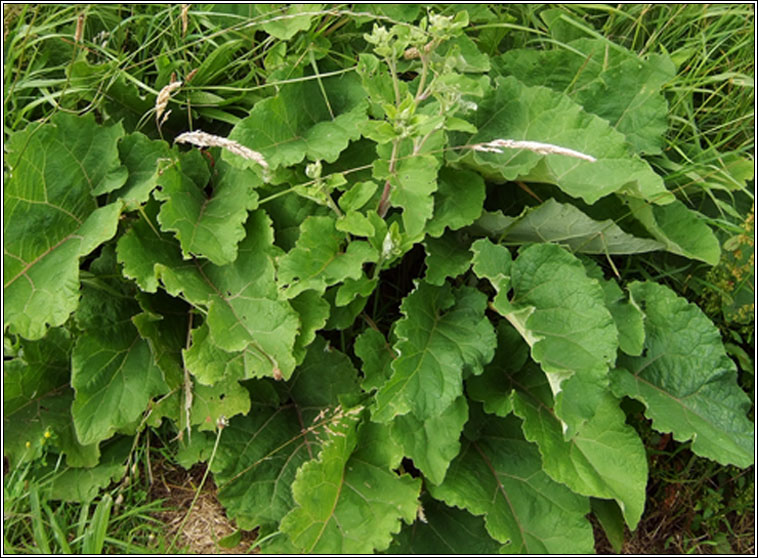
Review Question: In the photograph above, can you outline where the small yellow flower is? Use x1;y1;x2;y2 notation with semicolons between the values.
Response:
25;441;31;449
43;430;52;439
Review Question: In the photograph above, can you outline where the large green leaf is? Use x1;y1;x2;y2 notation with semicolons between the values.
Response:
192;379;250;432
496;39;675;154
374;152;441;238
213;338;363;533
429;412;595;554
273;414;422;554
476;198;665;254
155;151;260;266
3;328;99;468
4;113;125;339
626;197;721;265
277;215;378;299
227;70;368;170
450;76;673;205
512;378;648;529
71;248;169;445
373;133;444;238
472;241;618;435
611;281;754;467
372;282;496;423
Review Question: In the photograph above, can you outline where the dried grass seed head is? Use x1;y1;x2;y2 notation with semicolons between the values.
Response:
155;80;182;124
174;130;269;170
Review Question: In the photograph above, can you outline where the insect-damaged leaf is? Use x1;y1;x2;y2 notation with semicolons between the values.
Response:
472;241;618;436
4;113;125;339
511;373;648;530
611;281;754;468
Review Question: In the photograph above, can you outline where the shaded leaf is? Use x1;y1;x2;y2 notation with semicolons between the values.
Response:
48;438;131;503
214;338;362;533
582;257;645;356
3;328;99;468
423;232;472;286
429;412;594;554
387;496;504;554
71;248;169;445
466;321;528;418
476;198;665;254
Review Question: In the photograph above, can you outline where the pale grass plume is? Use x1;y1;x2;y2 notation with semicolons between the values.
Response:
471;138;597;162
155;80;182;127
175;130;269;169
180;4;190;36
